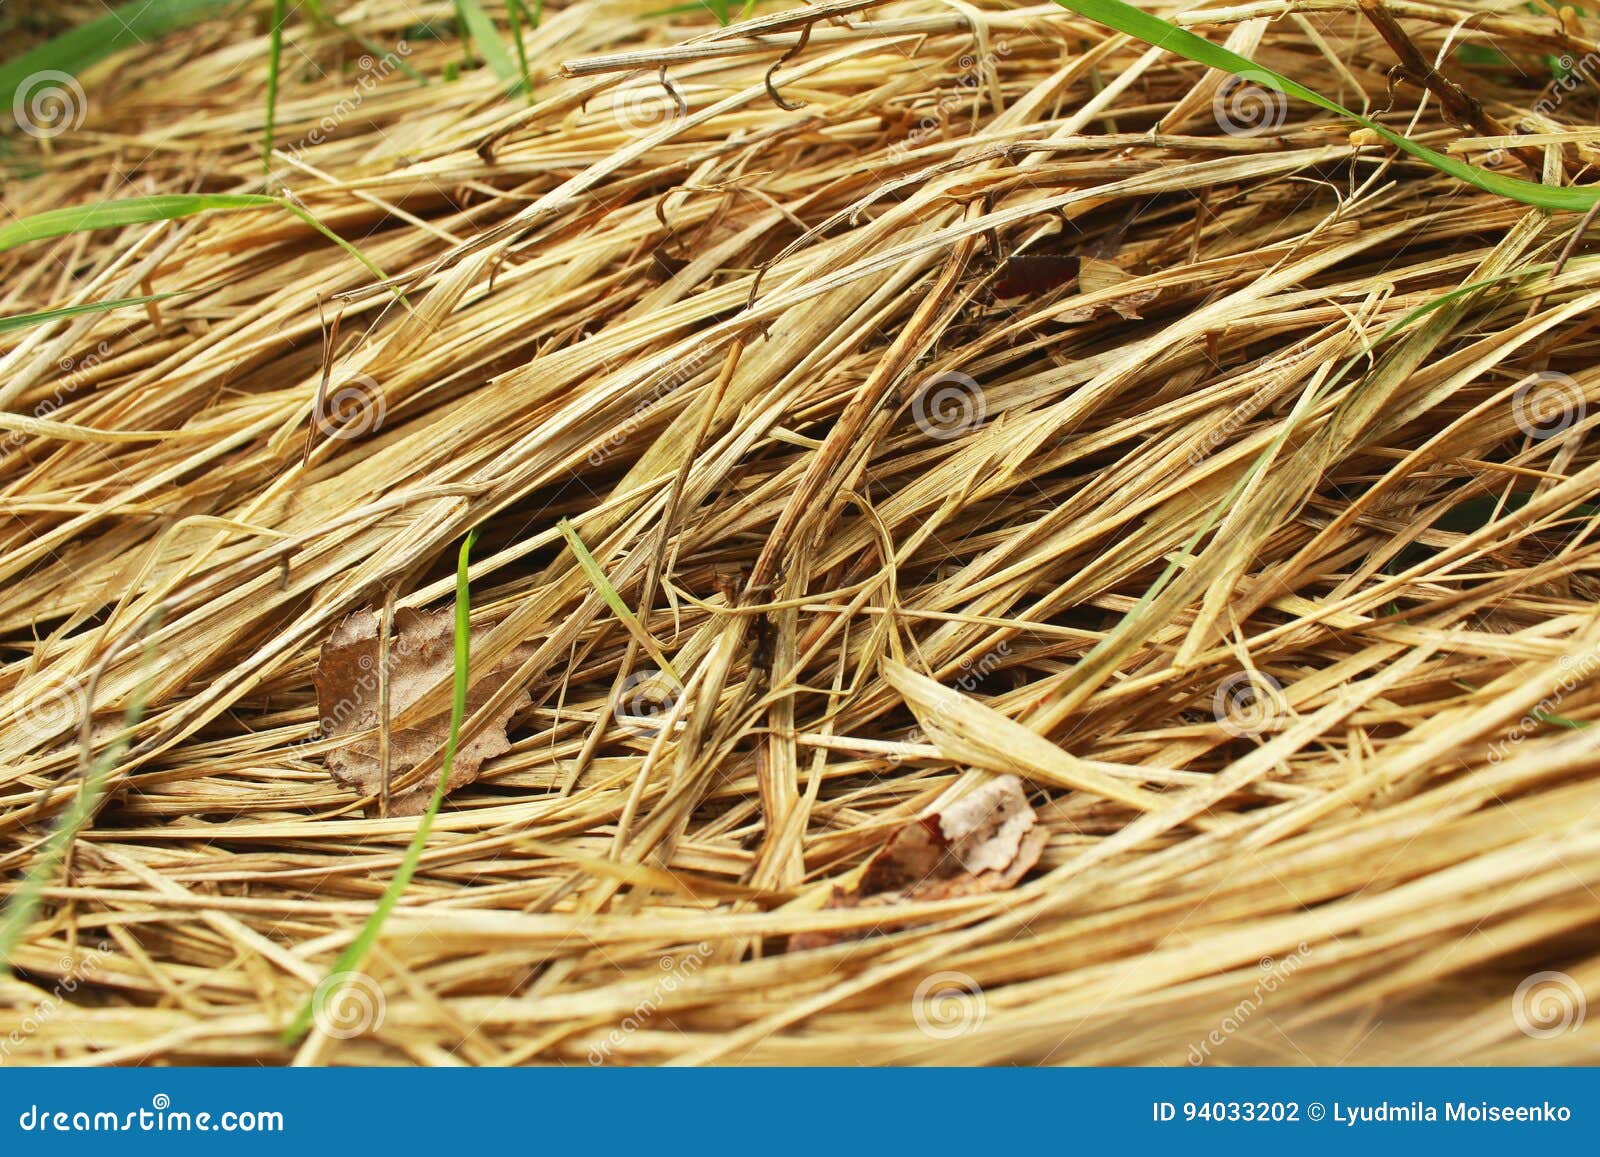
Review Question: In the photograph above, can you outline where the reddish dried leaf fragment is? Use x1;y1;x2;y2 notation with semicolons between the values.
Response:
790;774;1047;950
993;254;1081;300
314;607;532;815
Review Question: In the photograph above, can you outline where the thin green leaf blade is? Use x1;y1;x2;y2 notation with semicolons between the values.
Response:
0;293;181;335
1050;0;1600;211
558;518;681;685
0;194;278;255
282;529;481;1046
0;0;235;114
265;0;288;174
0;637;159;969
455;0;524;94
0;194;392;294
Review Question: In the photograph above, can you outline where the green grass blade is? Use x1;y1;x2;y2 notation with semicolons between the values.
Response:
302;0;427;83
558;517;681;685
282;529;480;1045
0;638;158;970
0;194;278;253
1051;0;1600;211
1375;267;1544;338
1056;260;1543;707
275;201;393;289
0;293;181;335
0;194;392;294
504;0;534;104
455;0;524;95
264;0;287;175
0;0;236;114
646;0;772;15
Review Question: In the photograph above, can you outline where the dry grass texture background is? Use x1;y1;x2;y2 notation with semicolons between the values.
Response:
4;0;1600;1065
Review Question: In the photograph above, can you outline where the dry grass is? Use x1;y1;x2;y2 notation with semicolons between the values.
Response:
4;0;1600;1066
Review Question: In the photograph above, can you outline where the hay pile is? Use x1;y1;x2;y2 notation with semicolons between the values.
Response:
4;0;1600;1065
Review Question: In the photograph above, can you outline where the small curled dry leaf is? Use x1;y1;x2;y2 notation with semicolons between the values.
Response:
789;774;1047;951
314;607;532;815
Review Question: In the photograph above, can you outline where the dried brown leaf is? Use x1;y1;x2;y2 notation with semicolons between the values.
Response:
790;774;1046;950
313;607;533;815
